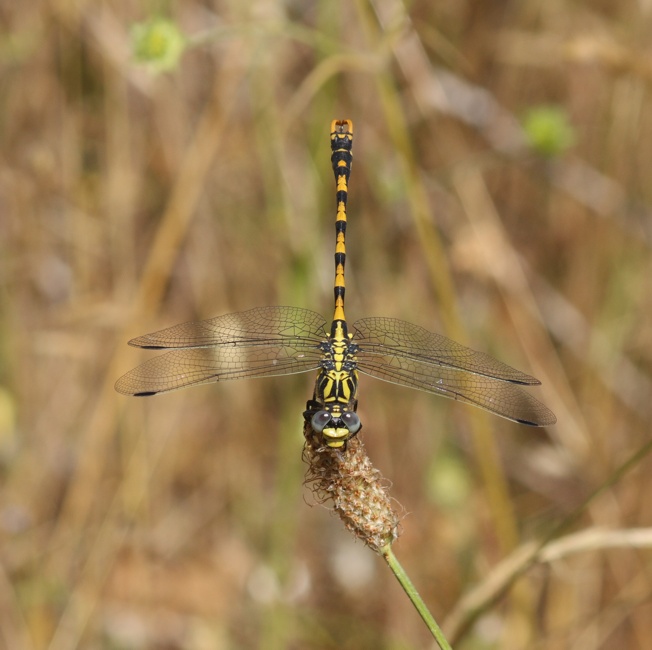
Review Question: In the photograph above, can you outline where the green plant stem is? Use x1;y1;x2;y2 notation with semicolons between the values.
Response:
381;544;453;650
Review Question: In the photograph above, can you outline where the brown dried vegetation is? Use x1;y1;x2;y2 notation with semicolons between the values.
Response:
1;1;652;649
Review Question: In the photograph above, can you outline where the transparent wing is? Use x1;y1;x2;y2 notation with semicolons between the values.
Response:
352;317;540;385
116;306;327;396
129;306;328;349
353;317;555;426
115;343;323;396
355;355;556;426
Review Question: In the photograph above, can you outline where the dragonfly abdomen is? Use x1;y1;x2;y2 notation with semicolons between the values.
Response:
330;120;353;327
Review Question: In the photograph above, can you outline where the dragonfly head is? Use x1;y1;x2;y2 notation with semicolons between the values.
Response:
310;409;361;449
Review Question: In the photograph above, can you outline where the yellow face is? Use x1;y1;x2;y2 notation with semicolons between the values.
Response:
320;426;350;449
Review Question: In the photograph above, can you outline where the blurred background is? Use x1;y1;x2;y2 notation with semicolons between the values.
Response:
2;1;652;649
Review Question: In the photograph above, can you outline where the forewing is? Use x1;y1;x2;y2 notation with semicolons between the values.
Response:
353;317;540;385
129;306;327;349
356;353;556;426
115;343;322;396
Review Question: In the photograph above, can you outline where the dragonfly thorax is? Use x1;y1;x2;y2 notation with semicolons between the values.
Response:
316;334;359;408
304;320;361;448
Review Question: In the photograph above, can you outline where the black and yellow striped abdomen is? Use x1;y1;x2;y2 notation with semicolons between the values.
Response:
330;119;353;330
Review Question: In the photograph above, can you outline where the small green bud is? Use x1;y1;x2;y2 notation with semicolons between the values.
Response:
426;450;471;511
131;17;186;73
523;106;575;157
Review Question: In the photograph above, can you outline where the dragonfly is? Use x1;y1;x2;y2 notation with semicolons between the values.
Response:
116;120;556;448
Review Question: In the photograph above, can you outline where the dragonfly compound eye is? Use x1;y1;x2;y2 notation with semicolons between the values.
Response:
342;412;361;434
311;410;333;433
